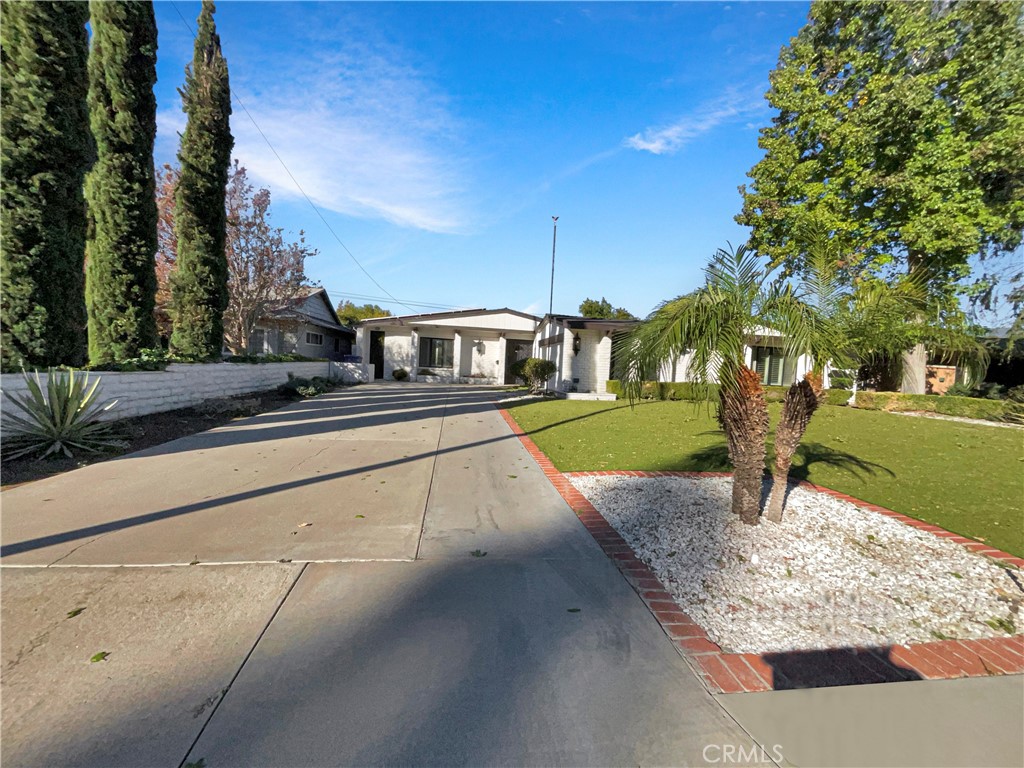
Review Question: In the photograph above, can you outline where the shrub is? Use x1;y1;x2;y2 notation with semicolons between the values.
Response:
3;368;121;459
854;391;1010;421
278;374;333;399
417;368;436;376
944;382;975;398
640;381;660;400
392;368;409;381
824;389;854;406
510;357;557;392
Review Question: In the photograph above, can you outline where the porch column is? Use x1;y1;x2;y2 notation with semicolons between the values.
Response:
410;329;419;379
498;335;507;384
452;329;462;381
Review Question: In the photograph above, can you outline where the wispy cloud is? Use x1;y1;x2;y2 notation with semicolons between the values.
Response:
158;27;470;234
623;88;765;156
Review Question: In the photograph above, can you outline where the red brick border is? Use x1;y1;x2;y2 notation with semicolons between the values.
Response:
495;406;1024;693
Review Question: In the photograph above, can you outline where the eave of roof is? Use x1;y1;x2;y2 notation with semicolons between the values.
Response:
358;307;541;325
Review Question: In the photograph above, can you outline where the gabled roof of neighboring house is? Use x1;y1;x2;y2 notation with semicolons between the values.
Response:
358;307;542;325
265;287;354;336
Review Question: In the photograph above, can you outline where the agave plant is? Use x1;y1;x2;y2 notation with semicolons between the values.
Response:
3;368;120;460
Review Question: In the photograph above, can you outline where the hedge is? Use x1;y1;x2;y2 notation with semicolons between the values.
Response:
853;391;1010;421
605;380;853;406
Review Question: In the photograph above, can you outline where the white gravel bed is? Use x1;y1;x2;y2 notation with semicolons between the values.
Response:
570;475;1022;654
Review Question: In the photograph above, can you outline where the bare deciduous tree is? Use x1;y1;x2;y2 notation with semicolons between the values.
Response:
221;162;316;355
154;163;180;338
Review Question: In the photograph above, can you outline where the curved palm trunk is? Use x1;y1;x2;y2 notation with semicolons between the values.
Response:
765;373;826;522
718;366;770;525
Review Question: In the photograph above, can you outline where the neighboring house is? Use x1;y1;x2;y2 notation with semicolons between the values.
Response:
354;308;829;394
247;287;355;361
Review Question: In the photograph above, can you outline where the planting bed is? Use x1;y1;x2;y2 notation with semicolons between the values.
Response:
567;474;1022;654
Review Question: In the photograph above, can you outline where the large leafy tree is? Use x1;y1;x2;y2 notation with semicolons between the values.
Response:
84;0;160;364
336;301;393;326
617;245;839;525
738;1;1023;387
222;163;316;354
170;0;233;358
578;297;637;320
0;1;92;368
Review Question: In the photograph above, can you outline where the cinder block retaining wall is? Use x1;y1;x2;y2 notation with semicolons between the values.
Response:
0;361;354;424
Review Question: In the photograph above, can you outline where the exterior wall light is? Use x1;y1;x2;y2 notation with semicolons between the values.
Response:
573;333;582;355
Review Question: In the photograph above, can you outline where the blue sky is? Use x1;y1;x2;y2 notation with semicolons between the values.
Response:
153;1;811;318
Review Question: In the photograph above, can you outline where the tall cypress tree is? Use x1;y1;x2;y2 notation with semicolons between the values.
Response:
170;0;233;357
84;0;160;364
0;1;91;368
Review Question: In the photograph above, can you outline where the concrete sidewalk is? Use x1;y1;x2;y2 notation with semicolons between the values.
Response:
2;384;756;767
718;675;1024;768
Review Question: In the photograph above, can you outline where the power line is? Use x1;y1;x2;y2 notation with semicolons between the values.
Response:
324;289;463;311
169;2;417;313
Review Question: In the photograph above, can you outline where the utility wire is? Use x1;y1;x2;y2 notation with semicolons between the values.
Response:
170;2;417;313
325;290;464;311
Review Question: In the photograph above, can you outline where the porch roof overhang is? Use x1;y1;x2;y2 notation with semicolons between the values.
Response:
546;314;640;332
359;307;541;326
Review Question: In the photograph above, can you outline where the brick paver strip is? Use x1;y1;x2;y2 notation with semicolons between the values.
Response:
494;406;1023;694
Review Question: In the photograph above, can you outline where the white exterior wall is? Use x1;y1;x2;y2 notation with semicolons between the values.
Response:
0;361;331;426
656;347;824;387
383;330;415;379
593;333;613;394
535;318;564;390
462;332;502;379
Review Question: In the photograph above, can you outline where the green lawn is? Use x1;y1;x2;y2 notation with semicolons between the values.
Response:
504;399;1024;556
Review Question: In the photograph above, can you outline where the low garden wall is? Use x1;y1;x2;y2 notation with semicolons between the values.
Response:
1;361;333;424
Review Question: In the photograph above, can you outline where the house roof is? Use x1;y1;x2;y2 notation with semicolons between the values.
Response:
266;287;354;336
358;307;542;326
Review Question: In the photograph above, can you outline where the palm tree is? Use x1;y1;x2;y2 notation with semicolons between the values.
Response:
617;244;833;525
761;230;983;524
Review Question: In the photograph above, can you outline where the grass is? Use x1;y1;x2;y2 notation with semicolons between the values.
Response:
503;399;1024;557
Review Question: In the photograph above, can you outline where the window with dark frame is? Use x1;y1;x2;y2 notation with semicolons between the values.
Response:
418;337;454;368
752;345;786;387
250;328;265;354
306;331;324;346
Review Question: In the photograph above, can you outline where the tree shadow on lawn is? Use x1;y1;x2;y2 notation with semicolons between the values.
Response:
652;441;894;483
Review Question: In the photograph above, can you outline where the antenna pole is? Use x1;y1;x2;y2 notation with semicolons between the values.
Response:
548;216;558;315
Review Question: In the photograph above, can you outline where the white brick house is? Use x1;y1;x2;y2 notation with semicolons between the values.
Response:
354;309;825;395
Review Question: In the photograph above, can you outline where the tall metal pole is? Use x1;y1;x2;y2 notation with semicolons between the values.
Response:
548;216;558;315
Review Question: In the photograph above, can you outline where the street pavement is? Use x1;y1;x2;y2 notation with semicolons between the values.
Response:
2;384;757;767
3;383;1021;767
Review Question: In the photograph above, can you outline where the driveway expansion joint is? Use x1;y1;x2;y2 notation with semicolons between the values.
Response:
495;406;1024;694
177;561;309;768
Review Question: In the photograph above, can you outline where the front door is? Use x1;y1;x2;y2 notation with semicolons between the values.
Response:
504;339;532;384
369;331;385;379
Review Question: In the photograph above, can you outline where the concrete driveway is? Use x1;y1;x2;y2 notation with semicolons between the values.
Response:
2;384;756;767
